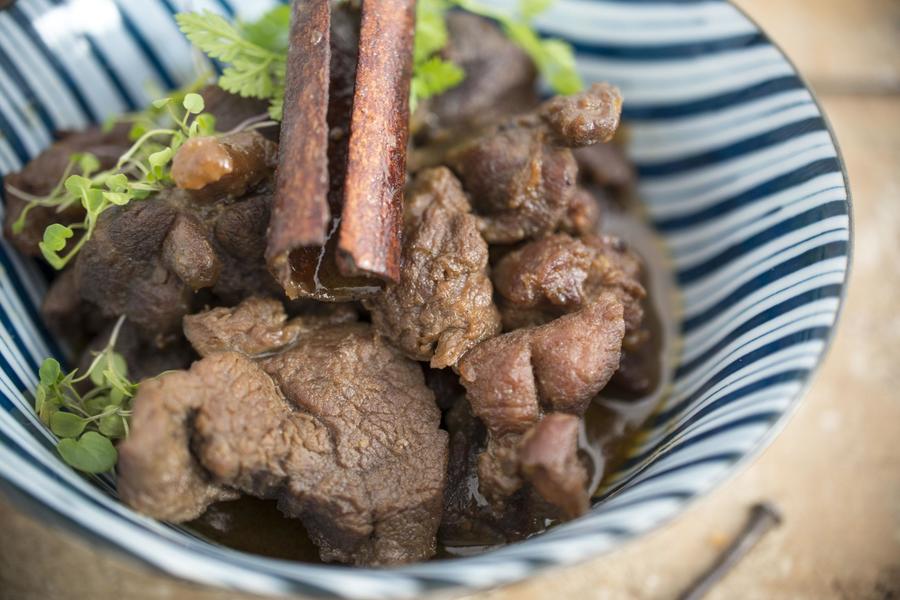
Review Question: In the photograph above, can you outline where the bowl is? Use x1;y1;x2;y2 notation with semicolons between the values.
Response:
0;0;851;598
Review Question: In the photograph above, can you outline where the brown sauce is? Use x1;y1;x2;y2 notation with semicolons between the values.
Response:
186;203;677;563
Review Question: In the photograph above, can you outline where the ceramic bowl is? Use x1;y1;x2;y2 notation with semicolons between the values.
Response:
0;0;850;597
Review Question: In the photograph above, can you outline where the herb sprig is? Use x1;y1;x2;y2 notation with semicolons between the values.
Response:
176;1;581;117
410;0;465;112
10;93;215;269
35;317;137;474
176;10;288;120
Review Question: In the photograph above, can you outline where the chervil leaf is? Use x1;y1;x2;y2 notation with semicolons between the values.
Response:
240;5;291;54
177;9;285;117
411;57;465;112
415;0;450;63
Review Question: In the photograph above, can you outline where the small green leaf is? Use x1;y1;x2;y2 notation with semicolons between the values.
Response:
57;432;117;474
152;97;172;109
64;174;92;197
104;173;130;192
239;5;291;53
39;358;62;386
101;115;119;133
191;113;217;137
107;351;128;379
129;122;148;141
34;383;47;414
77;153;101;176
84;396;110;416
519;0;554;19
50;411;87;438
170;131;186;152
108;386;126;406
148;147;173;169
99;414;126;439
38;400;60;426
182;92;205;115
103;191;131;206
39;224;74;268
82;188;105;215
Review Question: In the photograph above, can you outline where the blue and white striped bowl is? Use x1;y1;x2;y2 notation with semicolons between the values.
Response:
0;0;851;598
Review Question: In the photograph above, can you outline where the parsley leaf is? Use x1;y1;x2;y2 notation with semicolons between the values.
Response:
176;9;286;120
410;57;465;113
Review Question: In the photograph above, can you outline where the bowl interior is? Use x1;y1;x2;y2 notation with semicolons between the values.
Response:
0;0;850;598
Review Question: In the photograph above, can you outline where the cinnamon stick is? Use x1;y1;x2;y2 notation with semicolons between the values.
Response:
337;0;416;282
266;0;331;273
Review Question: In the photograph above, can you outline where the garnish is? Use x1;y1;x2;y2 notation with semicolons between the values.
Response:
176;10;287;120
409;0;582;109
453;0;583;95
175;0;580;116
35;317;137;474
409;0;464;112
10;93;215;269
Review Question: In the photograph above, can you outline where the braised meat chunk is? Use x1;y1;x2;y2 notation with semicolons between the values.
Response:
74;162;278;342
456;295;625;517
540;83;623;148
478;413;588;519
184;296;355;357
493;232;646;333
120;299;448;565
459;294;626;425
448;83;623;244
365;168;501;368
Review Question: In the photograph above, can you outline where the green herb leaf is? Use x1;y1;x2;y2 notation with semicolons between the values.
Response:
519;0;554;20
239;5;291;54
38;224;74;269
64;175;92;197
76;153;101;176
414;0;450;63
411;57;465;112
39;358;62;386
84;396;111;416
177;10;286;121
50;411;87;438
148;147;173;169
99;414;127;439
192;113;217;137
57;432;118;474
182;92;205;115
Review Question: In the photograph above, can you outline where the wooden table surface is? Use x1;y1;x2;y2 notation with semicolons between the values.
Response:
1;1;898;598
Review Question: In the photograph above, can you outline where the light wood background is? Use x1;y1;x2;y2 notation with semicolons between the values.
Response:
1;1;898;598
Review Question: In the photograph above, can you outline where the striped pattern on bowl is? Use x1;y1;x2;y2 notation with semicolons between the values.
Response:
0;0;850;598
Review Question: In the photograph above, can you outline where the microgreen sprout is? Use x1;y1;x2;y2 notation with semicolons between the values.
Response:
10;93;216;270
34;316;137;474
